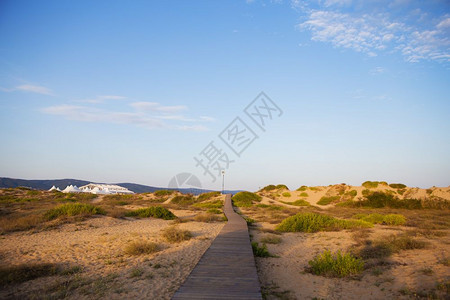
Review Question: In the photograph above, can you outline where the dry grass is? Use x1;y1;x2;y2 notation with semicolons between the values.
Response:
161;226;192;243
124;241;160;255
193;212;221;223
260;234;282;244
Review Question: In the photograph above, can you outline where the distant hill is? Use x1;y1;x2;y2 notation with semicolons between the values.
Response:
0;177;242;195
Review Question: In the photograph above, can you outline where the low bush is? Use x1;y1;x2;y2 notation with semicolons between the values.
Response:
358;234;427;259
345;190;357;197
389;183;407;189
0;214;42;233
124;241;160;255
207;208;222;214
281;199;310;206
308;250;364;277
44;203;105;220
317;196;340;205
251;242;273;257
232;192;261;207
193;200;222;209
299;192;309;197
153;190;175;197
296;186;308;191
276;213;372;233
162;226;192;243
171;195;196;206
282;192;291;197
362;181;379;188
124;206;176;220
350;192;426;209
197;191;221;202
352;213;406;226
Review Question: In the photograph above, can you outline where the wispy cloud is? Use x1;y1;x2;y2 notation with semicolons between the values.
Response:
0;84;54;95
42;100;213;131
369;66;386;75
78;95;127;104
296;1;450;63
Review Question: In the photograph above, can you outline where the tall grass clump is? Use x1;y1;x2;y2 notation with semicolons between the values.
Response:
232;191;261;207
358;234;427;259
317;196;340;205
276;213;372;233
282;192;291;197
0;263;59;286
352;213;406;226
281;199;310;206
161;226;192;243
125;206;176;220
296;186;308;191
193;200;222;209
251;242;273;257
362;181;386;188
44;203;105;220
124;241;160;255
308;250;364;277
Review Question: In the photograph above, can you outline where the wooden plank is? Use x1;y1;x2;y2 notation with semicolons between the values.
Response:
171;194;262;300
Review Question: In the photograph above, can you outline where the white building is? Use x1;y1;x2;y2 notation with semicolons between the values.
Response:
78;183;134;195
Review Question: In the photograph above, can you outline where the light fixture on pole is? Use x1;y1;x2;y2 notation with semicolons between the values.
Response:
221;170;225;194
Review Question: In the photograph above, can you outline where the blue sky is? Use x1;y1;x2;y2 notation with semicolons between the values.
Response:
0;0;449;191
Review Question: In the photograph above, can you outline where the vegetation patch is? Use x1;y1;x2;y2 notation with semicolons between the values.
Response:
162;226;192;243
281;199;310;206
153;190;175;197
260;184;289;192
124;206;176;220
282;192;291;197
260;235;282;244
276;212;372;233
352;213;406;226
296;186;308;191
197;191;221;202
317;196;340;205
194;212;220;222
362;181;387;189
308;250;364;277
124;241;160;255
170;195;196;206
389;183;407;189
251;242;273;257
232;191;262;207
44;203;105;220
193;200;222;209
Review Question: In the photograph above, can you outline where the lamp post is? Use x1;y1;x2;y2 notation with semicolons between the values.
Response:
221;170;225;194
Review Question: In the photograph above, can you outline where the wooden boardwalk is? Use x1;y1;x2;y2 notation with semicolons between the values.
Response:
172;194;262;300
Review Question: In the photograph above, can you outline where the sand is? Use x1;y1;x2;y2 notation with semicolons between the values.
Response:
0;211;224;299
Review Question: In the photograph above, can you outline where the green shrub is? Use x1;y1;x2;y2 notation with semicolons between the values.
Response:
308;250;364;277
276;213;372;233
193;200;223;209
276;184;289;190
299;192;309;197
154;190;174;197
171;195;196;206
282;192;291;197
232;192;261;207
345;190;357;197
317;196;340;205
162;226;192;243
197;191;221;202
389;183;407;189
207;208;222;214
359;234;427;259
397;189;406;195
282;199;310;206
44;203;105;220
352;213;406;226
124;206;176;220
296;186;308;191
124;241;160;255
362;181;380;189
251;242;273;257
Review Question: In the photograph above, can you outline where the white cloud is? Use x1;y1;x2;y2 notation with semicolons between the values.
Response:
297;3;450;63
130;101;187;113
369;66;386;75
42;100;213;131
78;95;127;103
0;84;54;95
